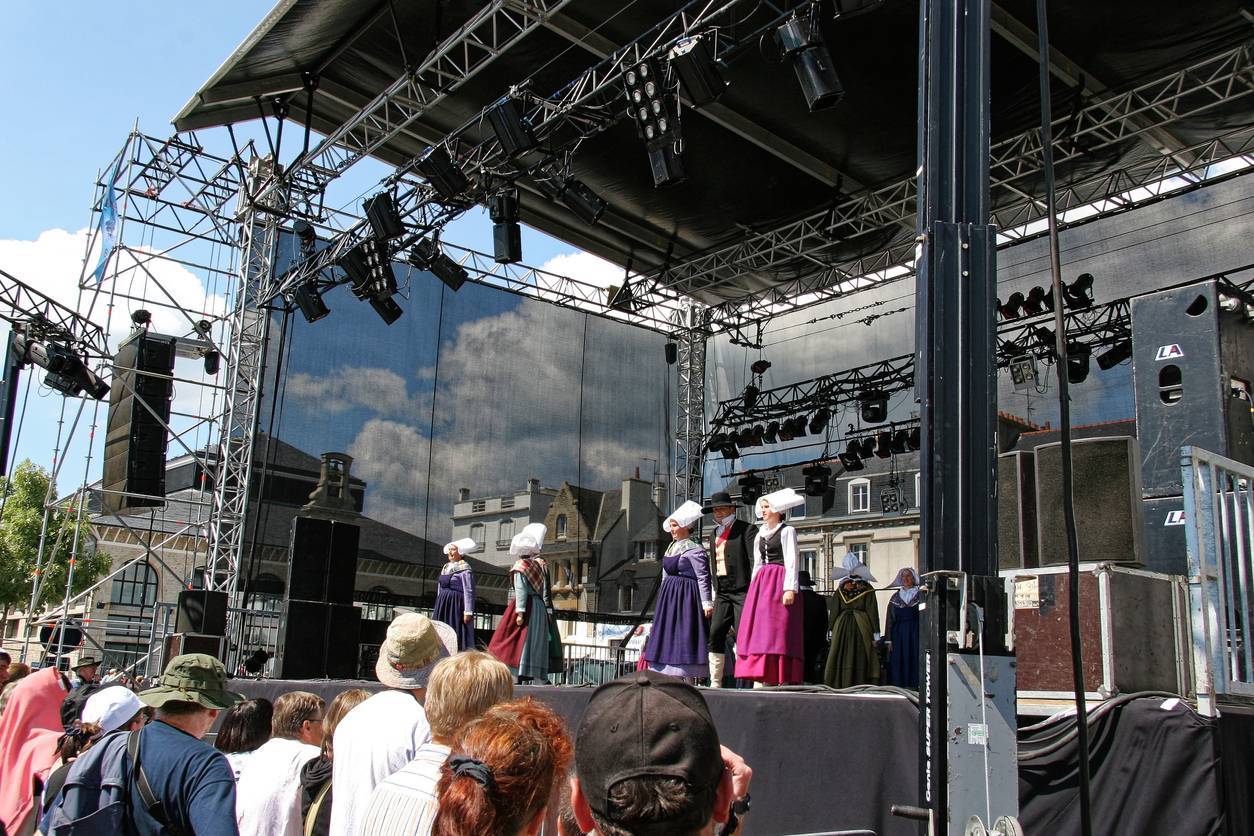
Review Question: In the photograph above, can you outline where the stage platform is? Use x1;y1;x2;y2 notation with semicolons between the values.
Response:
230;679;1253;835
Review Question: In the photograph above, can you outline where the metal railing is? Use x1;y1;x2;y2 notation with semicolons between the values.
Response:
1182;445;1254;714
554;641;642;686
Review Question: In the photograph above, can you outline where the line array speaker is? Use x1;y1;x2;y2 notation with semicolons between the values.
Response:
288;516;360;605
276;600;361;679
102;332;176;513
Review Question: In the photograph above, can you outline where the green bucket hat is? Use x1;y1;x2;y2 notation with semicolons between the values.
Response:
140;653;243;710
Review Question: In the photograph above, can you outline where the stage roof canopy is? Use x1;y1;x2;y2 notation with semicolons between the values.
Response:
174;0;1254;323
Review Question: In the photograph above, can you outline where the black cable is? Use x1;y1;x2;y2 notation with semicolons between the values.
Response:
420;285;448;603
242;308;291;602
1034;2;1093;833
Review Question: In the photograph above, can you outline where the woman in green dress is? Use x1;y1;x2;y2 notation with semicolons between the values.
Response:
824;553;880;688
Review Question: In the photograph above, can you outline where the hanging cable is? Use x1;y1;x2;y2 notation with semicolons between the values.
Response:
420;286;448;602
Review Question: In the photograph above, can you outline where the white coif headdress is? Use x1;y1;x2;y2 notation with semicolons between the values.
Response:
755;487;805;519
663;500;705;533
443;537;478;556
510;522;548;556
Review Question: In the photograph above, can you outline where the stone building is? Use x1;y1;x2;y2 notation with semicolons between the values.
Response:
449;480;557;567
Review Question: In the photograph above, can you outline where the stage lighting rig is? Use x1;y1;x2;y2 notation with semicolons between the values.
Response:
743;384;759;410
1096;339;1132;370
763;421;780;444
487;95;538;157
624;56;685;187
855;436;877;460
860;390;888;423
803;464;831;496
293;220;317;259
540;171;607;225
416;145;470;201
874;430;892;458
750;359;772;376
808;408;831;435
775;11;844;112
839;442;864;472
410;237;468;292
738;473;765;506
364;192;406;241
11;330;109;400
1067;341;1092;384
669;34;726;107
488;188;522;264
341;239;403;324
998;292;1026;321
292;281;330;323
1022;286;1050;316
1063;273;1095;309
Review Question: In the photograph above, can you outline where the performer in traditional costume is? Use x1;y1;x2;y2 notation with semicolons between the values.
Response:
798;570;830;684
734;487;807;687
487;523;553;683
824;553;881;688
433;537;478;651
703;490;756;688
885;566;921;688
641;501;713;681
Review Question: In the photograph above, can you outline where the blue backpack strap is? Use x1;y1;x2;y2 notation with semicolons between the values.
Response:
127;729;188;836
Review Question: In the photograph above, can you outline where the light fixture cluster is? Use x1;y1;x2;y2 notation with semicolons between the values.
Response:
997;273;1094;321
624;57;685;187
838;424;921;472
11;329;109;400
707;406;832;461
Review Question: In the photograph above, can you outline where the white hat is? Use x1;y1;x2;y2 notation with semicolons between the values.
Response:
663;500;704;533
82;685;143;732
889;567;919;588
510;522;548;556
444;537;478;556
755;487;805;519
375;612;459;689
832;552;878;583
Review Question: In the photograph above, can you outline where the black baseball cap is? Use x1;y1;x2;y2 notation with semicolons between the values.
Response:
575;671;723;820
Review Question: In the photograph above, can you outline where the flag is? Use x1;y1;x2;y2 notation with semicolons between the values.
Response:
90;154;124;284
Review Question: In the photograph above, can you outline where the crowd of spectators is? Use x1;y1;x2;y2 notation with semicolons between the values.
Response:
0;610;752;836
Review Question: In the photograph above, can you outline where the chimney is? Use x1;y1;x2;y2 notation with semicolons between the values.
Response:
302;452;359;520
458;487;470;502
652;481;668;511
526;478;540;493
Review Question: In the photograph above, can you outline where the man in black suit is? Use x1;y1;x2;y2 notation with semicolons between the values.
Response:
704;490;757;687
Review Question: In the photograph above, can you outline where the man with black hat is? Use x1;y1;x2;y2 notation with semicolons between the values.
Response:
703;490;756;688
570;670;753;835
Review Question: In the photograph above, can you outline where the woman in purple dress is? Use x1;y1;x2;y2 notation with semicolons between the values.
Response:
735;487;807;686
434;537;478;651
642;500;713;681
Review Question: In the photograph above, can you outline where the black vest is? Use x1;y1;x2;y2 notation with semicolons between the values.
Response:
710;518;754;593
758;526;785;565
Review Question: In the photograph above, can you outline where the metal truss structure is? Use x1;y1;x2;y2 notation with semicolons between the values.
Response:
673;305;710;502
0;270;109;359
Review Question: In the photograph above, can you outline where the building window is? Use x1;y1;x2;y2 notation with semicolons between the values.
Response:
499;520;515;544
470;523;485;543
801;549;819;584
110;562;157;607
472;500;486;513
618;584;635;612
500;496;515;509
580;559;589;584
555;514;568;540
847;540;870;565
641;541;657;561
849;479;871;514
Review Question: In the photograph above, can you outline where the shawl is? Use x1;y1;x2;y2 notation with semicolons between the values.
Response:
665;537;701;557
838;579;876;606
509;557;546;592
441;559;472;576
0;667;69;833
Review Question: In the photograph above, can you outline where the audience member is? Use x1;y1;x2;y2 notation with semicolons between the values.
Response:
570;671;753;836
331;613;457;836
363;651;513;834
215;697;275;779
0;662;32;714
0;666;71;835
236;691;326;836
47;652;243;836
300;688;371;836
432;698;573;836
555;776;583;836
69;656;99;688
0;650;10;686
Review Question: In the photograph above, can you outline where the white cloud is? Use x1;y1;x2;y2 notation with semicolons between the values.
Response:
286;366;430;418
540;251;624;290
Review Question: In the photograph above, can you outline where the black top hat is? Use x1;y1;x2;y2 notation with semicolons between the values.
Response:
703;491;735;512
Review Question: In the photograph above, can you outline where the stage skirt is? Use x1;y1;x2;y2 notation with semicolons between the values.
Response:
487;594;551;681
734;563;804;685
643;569;709;679
433;573;475;651
887;603;920;688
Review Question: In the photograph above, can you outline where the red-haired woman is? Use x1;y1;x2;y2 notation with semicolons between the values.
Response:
433;697;573;836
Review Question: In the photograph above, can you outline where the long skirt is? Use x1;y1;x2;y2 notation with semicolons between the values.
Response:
433;576;476;651
733;564;804;685
487;597;551;681
825;608;879;688
643;574;709;678
888;604;920;688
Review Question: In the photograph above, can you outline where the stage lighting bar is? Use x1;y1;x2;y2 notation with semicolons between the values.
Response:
802;464;831;496
1067;341;1092;384
342;239;403;324
292;281;330;323
1096;339;1132;370
12;333;109;400
774;12;844;112
860;390;888;423
1063;273;1095;309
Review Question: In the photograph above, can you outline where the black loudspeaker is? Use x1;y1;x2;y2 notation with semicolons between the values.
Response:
288;517;360;605
1131;279;1254;497
276;600;361;679
102;332;176;513
176;589;228;636
1034;437;1144;566
997;450;1038;569
1140;496;1189;575
163;633;225;667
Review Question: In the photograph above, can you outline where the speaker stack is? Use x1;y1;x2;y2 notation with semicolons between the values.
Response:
274;516;362;679
102;332;176;514
997;450;1037;570
160;589;230;666
1131;279;1254;574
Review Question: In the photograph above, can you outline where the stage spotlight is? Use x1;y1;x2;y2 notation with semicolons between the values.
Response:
778;419;796;442
789;416;808;439
488;188;522;264
743;384;759;410
763;421;780;444
998;338;1026;360
560;178;607;224
202;349;220;376
665;342;678;365
131;309;152;326
1063;273;1095;309
292;281;330;323
647;141;686;189
416;145;470;201
1031;326;1055;350
668;34;726;107
293;219;317;258
856;436;877;460
808;408;831;435
738;473;765;506
722;440;740;460
875;431;893;458
750;424;765;446
908;426;921;450
839;443;864;472
1024;286;1050;315
487;96;537;156
999;292;1025;320
363;192;406;241
369;296;404;326
243;648;271;675
411;238;468;292
891;430;910;455
775;13;844;111
1097;339;1133;371
750;359;772;376
338;243;373;289
1067;342;1092;384
860;391;888;423
803;464;831;496
16;337;109;400
624;56;686;187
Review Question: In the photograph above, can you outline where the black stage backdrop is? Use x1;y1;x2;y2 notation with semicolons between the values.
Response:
228;681;1254;835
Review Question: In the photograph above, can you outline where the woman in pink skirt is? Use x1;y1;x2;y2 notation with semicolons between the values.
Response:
734;487;806;686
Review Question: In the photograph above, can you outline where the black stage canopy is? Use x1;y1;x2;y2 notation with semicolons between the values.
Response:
173;0;1253;309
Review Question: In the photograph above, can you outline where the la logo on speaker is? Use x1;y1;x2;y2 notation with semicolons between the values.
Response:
1155;344;1184;361
1164;510;1186;526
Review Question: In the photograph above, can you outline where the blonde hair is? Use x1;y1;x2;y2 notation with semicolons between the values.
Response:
425;651;514;740
271;691;325;740
322;688;370;758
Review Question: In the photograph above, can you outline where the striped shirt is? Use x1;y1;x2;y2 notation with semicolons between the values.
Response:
361;742;452;836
